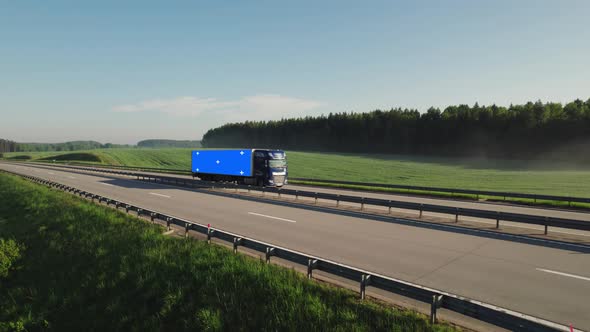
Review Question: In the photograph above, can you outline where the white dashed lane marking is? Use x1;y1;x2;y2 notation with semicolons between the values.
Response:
536;268;590;282
150;192;171;198
248;212;296;223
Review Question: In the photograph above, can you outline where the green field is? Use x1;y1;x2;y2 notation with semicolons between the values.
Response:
0;172;453;331
3;148;590;197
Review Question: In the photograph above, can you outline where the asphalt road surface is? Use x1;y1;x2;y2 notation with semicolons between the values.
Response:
32;162;590;238
2;163;589;330
45;162;590;222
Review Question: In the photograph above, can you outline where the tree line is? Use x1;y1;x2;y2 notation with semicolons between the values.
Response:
0;139;18;154
0;139;201;154
201;99;590;160
1;141;133;153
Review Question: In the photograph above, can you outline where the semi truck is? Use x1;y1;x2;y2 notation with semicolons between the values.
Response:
191;149;287;187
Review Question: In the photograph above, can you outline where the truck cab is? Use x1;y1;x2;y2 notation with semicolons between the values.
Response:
252;149;287;187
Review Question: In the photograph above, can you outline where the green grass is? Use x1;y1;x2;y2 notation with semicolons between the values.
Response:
3;148;590;197
0;172;454;331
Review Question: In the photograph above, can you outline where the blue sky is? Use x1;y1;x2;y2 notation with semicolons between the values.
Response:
1;0;589;144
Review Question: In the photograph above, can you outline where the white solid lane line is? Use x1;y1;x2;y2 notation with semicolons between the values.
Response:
48;172;55;175
536;268;590;282
248;212;296;223
100;182;114;187
68;176;76;179
150;192;171;198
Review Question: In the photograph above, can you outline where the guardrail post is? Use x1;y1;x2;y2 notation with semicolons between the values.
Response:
388;201;392;214
336;195;340;207
315;193;318;205
233;237;242;253
361;197;364;211
307;259;318;279
166;217;172;231
126;205;130;213
137;209;143;217
207;228;214;243
295;190;299;200
360;274;371;300
265;247;275;263
430;294;444;324
544;217;549;235
455;208;459;223
419;204;423;218
184;223;190;238
150;212;157;223
115;201;120;209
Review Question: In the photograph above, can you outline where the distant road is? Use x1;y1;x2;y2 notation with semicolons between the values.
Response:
2;162;590;330
285;183;590;221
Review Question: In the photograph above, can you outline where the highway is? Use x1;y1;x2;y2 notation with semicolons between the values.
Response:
286;183;590;221
31;162;590;239
43;162;590;222
2;162;590;330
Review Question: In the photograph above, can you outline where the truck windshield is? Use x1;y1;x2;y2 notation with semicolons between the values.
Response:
269;159;286;168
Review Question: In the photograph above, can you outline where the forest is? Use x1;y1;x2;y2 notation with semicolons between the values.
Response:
202;99;590;160
0;139;17;153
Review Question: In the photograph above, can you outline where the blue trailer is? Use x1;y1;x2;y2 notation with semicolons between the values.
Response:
191;149;287;187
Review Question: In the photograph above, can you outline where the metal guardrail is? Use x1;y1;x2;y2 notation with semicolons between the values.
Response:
36;160;192;175
290;178;590;206
31;161;590;206
27;163;590;234
4;169;579;332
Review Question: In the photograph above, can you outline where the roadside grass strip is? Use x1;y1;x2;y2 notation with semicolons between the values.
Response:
0;173;456;331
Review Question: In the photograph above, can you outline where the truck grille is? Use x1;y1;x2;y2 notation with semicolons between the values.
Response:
273;175;285;186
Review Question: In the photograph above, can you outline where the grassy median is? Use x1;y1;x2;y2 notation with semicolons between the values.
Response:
0;173;455;332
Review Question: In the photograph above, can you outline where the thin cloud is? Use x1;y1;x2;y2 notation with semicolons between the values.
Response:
112;94;323;119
